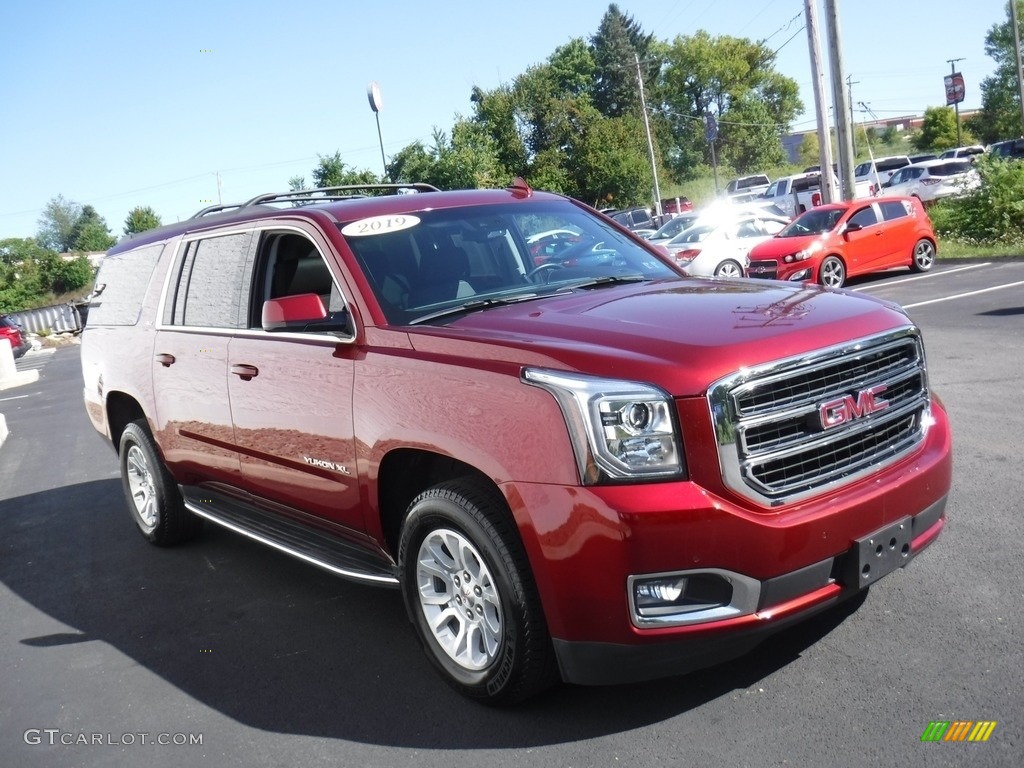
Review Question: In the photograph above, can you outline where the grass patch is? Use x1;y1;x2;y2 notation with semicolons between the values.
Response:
937;237;1023;260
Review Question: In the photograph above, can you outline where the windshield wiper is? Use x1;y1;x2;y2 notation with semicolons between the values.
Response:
555;274;647;292
409;294;543;325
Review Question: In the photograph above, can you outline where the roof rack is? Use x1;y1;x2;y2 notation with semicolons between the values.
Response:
190;183;441;219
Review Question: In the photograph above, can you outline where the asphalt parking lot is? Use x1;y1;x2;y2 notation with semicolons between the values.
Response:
1;260;1020;768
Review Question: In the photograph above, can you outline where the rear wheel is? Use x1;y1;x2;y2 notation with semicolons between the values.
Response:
398;478;556;704
714;259;743;278
818;256;846;288
119;420;201;546
911;238;935;273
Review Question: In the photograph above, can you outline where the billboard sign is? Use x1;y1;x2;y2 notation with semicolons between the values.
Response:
944;72;965;105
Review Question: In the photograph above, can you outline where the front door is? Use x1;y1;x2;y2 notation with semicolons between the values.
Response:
227;228;363;534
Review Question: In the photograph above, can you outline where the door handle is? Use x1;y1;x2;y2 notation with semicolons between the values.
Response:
155;353;176;367
230;363;259;381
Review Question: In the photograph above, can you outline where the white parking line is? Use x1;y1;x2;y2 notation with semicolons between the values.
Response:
903;280;1024;309
0;394;30;402
851;263;990;291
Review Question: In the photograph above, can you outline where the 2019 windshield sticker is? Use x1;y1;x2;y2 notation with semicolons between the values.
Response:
341;215;420;237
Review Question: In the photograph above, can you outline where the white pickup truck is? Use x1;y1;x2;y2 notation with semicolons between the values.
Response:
764;171;875;219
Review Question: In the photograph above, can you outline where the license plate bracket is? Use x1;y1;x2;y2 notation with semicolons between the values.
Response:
841;516;913;589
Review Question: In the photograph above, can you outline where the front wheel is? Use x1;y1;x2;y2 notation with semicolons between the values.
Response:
818;255;846;288
911;238;935;273
119;420;201;546
398;479;556;704
714;259;743;278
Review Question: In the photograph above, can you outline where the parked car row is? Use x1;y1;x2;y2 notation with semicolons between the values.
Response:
615;192;938;290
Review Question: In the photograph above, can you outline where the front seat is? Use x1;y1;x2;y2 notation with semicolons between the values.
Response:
411;243;475;306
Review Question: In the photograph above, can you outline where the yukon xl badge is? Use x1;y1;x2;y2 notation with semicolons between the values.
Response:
303;456;352;475
819;385;889;430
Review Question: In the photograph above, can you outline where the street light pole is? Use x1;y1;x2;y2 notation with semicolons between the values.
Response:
367;82;387;180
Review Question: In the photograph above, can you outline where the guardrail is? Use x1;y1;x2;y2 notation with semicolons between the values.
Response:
7;302;84;335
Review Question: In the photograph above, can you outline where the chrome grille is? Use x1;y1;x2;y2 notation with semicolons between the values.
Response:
708;328;930;505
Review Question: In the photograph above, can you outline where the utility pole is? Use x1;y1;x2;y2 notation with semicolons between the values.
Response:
635;53;662;217
846;75;860;155
825;0;855;200
947;58;966;146
804;0;836;203
1011;0;1024;134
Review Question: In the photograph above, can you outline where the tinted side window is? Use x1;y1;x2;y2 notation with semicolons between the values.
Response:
165;232;252;328
849;207;879;228
89;244;164;326
877;158;909;172
878;201;909;221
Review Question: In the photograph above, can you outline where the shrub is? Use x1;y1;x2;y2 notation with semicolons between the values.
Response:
928;156;1024;245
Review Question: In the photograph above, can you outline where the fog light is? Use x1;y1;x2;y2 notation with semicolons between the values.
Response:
635;578;687;606
788;268;811;281
629;570;762;627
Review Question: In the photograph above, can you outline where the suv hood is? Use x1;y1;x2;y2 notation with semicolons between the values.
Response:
407;278;910;396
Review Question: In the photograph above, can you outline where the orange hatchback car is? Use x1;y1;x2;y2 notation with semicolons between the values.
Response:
747;197;937;288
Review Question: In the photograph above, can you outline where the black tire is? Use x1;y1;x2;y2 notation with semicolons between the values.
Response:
118;420;202;546
398;478;557;704
911;238;935;273
818;255;846;288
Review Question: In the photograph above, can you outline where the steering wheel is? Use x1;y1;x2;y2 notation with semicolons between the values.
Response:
526;262;565;283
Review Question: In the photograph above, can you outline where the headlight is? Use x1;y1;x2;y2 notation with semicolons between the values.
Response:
522;368;685;483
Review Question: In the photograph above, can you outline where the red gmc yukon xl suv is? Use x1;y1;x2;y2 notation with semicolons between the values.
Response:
81;181;951;704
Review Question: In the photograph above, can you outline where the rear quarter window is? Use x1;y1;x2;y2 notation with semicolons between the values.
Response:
878;201;911;221
87;244;165;326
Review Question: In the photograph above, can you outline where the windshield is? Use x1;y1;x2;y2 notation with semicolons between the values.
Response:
340;201;678;325
668;224;718;246
651;213;698;239
778;208;845;237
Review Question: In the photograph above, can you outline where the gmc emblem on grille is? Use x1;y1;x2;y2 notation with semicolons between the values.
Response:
819;385;889;429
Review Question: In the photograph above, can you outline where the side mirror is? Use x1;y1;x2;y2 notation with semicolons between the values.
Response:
262;293;350;334
843;222;863;236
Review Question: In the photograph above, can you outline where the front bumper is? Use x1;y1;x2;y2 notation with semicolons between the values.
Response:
552;497;944;685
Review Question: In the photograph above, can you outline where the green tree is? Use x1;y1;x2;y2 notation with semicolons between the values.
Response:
913;106;976;151
389;123;509;191
0;237;54;266
569;109;651;206
969;0;1024;143
71;206;116;251
123;206;162;236
287;175;307;191
311;152;379;188
658;32;802;179
590;4;656;119
798;132;821;168
36;195;82;252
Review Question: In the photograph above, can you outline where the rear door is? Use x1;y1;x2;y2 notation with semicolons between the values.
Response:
226;225;364;534
153;231;254;485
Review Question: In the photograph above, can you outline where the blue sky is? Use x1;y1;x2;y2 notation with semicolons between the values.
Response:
0;0;1009;241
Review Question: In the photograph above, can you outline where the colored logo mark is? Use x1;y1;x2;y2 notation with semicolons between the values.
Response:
200;49;213;53
921;721;997;742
